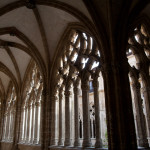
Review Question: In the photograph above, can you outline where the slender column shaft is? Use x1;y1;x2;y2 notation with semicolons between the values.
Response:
50;96;57;145
0;99;4;141
23;106;27;142
26;105;31;142
30;103;35;143
2;115;7;140
2;115;5;140
93;77;103;148
81;78;92;147
19;109;23;142
37;103;41;144
6;114;8;140
6;112;10;141
131;82;149;147
19;106;25;143
12;94;22;150
91;120;94;138
20;107;25;142
64;88;71;146
9;111;12;141
11;109;15;141
11;111;15;141
8;112;12;141
58;88;63;146
25;106;28;142
10;112;13;141
74;82;81;147
142;86;150;146
33;101;40;144
29;105;32;142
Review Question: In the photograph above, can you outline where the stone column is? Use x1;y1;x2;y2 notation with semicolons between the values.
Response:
25;105;28;142
9;111;13;141
41;87;50;149
58;87;63;146
73;79;81;147
11;93;23;150
92;74;103;148
102;62;137;150
64;83;72;146
19;108;23;142
20;107;25;142
26;104;31;142
6;112;10;141
0;99;4;141
37;101;41;144
33;101;40;144
10;110;16;142
2;114;7;140
23;106;27;143
81;71;92;147
131;81;149;147
30;102;35;143
142;86;150;146
1;115;5;141
91;119;94;138
50;95;57;145
28;104;32;143
8;111;12;141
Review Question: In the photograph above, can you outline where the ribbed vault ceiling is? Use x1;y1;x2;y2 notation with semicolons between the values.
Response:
0;0;92;94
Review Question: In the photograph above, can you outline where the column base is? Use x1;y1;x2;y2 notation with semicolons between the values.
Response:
28;138;31;144
25;138;29;143
38;139;41;144
33;138;38;144
147;137;150;147
138;138;149;148
95;139;103;148
74;139;81;147
58;139;63;146
64;138;71;146
19;139;24;144
30;139;33;143
82;139;92;147
50;139;56;146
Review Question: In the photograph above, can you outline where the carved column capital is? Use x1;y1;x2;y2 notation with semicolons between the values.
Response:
42;88;47;96
81;83;89;91
24;105;28;110
59;92;63;99
27;102;31;108
132;82;141;89
59;86;64;99
51;95;58;102
65;91;72;97
21;106;25;111
73;87;80;95
92;77;99;88
35;101;41;107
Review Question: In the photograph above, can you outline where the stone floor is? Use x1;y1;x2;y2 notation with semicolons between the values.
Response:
49;146;150;150
138;148;150;150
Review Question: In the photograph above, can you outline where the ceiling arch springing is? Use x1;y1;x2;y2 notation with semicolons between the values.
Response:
0;47;18;80
9;47;31;81
0;72;10;94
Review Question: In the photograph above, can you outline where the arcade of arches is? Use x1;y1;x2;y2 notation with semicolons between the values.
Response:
0;1;150;150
